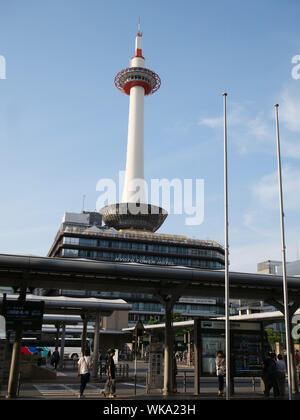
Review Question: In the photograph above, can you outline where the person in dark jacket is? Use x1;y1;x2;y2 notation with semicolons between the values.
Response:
52;347;60;370
101;349;116;398
263;352;279;397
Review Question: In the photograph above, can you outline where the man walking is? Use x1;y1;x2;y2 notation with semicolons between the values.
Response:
52;347;60;371
263;352;279;397
101;349;116;398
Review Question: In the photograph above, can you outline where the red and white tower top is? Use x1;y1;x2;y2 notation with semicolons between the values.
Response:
114;21;161;96
135;17;143;58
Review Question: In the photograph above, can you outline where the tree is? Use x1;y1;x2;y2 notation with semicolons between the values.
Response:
265;328;283;349
148;316;160;325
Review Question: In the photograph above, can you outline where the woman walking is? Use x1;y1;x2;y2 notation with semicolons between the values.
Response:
78;349;93;399
216;350;226;397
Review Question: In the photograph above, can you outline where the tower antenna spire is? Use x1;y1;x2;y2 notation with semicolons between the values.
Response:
137;16;142;36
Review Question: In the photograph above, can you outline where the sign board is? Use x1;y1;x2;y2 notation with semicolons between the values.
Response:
147;342;163;390
2;300;44;331
0;316;5;340
199;318;265;377
201;320;261;332
0;316;6;395
134;321;144;337
179;298;217;305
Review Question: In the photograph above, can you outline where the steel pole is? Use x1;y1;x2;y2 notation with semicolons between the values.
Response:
134;334;137;395
92;312;100;378
274;104;293;400
223;92;230;400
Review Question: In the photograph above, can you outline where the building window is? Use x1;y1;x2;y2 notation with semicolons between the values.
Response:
63;237;79;245
62;248;79;257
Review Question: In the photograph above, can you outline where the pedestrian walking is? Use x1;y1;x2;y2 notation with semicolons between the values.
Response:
78;349;93;399
216;350;225;397
295;350;300;367
37;348;43;367
173;354;178;393
262;352;279;397
51;347;60;370
101;349;116;398
276;354;287;398
46;350;52;368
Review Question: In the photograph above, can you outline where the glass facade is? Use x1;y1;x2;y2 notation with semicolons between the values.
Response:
61;235;225;270
63;236;224;259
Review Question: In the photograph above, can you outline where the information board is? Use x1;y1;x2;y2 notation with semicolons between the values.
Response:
147;342;163;391
0;316;6;395
198;319;265;377
2;300;44;331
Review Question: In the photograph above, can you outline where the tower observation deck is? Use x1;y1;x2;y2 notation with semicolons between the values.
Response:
101;23;167;232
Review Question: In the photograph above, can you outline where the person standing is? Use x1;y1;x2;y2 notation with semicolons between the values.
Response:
295;350;300;367
77;349;93;399
37;348;43;367
101;349;116;398
216;350;226;397
52;347;60;370
276;354;287;398
262;352;271;395
263;352;279;397
173;354;178;393
46;350;52;368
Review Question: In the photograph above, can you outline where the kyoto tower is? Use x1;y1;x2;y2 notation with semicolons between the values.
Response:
101;22;167;232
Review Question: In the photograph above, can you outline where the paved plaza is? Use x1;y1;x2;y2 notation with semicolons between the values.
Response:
1;361;297;400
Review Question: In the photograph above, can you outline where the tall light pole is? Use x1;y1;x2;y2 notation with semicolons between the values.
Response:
274;104;293;400
223;92;230;400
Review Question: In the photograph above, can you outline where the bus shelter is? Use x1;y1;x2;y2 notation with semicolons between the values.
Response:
196;319;266;377
125;317;268;395
0;293;131;398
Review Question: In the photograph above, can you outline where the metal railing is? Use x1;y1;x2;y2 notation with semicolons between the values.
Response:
98;362;129;379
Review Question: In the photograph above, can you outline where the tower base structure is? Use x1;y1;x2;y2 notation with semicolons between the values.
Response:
100;203;168;233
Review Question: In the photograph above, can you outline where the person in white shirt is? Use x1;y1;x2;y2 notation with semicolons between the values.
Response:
46;351;52;368
276;354;286;398
77;349;94;398
216;350;226;397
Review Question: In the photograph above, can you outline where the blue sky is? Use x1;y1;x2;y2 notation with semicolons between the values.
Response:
1;0;300;272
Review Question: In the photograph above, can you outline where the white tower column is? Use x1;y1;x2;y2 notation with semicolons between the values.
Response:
122;85;145;203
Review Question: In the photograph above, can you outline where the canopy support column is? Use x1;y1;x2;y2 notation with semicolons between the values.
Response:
59;323;66;371
92;312;100;378
6;285;27;399
156;290;183;396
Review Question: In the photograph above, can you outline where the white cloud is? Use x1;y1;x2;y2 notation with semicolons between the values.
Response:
282;139;300;159
252;166;300;211
198;88;300;160
230;241;282;273
198;102;272;154
279;88;300;133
